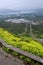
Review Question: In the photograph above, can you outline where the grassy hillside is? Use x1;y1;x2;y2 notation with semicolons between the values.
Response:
0;27;43;58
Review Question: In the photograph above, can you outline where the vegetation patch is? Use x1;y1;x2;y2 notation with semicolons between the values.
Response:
0;27;43;58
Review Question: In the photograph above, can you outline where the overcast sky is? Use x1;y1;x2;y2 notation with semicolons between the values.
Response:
0;0;43;10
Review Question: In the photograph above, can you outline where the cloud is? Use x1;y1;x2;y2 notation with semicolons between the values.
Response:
0;0;43;10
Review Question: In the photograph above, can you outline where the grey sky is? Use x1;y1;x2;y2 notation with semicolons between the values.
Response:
0;0;43;10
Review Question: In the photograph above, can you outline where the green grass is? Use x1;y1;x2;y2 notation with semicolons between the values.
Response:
0;27;43;58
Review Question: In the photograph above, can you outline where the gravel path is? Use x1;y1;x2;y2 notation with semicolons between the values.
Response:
0;48;22;65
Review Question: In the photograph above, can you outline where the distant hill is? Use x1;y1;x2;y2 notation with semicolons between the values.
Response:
34;8;43;15
0;9;34;15
0;9;20;15
0;8;43;15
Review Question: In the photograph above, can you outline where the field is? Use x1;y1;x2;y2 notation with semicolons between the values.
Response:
32;23;43;39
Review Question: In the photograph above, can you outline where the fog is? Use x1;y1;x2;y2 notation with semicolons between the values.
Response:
0;0;43;10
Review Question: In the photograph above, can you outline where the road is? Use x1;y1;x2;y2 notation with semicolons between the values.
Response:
0;48;22;65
